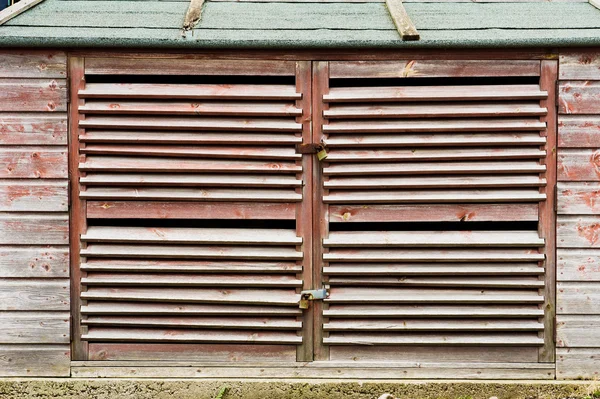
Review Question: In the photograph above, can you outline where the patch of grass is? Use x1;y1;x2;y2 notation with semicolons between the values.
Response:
215;386;228;399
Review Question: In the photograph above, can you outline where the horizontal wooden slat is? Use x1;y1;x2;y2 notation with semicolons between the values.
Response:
81;144;301;160
81;287;299;306
323;161;545;175
84;58;296;76
558;116;600;148
324;305;544;318
0;246;69;278
558;182;600;215
81;260;301;274
326;148;546;162
82;227;301;246
329;60;541;79
0;344;70;377
325;133;546;147
323;189;546;204
80;187;302;202
83;316;301;330
81;302;302;316
326;176;546;189
328;276;544;289
558;149;600;181
330;204;539;223
0;51;66;78
0;79;66;112
326;103;546;120
325;230;543;248
324;249;544;262
0;113;67;145
324;333;544;346
559;81;600;114
559;52;600;80
558;249;600;282
82;273;302;288
80;156;302;173
0;147;67;178
324;263;543;276
81;244;303;260
79;116;302;132
79;83;301;100
558;216;600;248
324;319;544;332
0;180;67;212
80;101;301;117
324;119;546;133
0;213;68;245
557;315;600;347
86;201;297;220
324;85;546;103
82;328;302;344
81;173;301;188
0;279;69;310
326;287;544;304
557;282;600;314
557;348;600;380
0;312;69;344
79;131;302;145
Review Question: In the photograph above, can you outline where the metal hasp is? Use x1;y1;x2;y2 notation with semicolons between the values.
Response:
299;286;330;309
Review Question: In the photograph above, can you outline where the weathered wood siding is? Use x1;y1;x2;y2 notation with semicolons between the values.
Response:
557;50;600;380
0;51;70;376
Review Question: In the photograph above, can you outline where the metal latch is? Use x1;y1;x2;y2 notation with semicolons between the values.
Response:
295;141;328;161
299;285;330;309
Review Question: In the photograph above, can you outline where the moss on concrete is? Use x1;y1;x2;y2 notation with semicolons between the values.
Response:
0;380;599;399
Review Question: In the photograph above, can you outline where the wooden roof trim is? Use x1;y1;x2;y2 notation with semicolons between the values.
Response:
0;0;45;26
385;0;420;41
183;0;205;31
591;0;600;11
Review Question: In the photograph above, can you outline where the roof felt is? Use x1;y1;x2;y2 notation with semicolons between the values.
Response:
1;0;600;49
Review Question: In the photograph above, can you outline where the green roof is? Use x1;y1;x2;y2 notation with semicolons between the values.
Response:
1;0;600;49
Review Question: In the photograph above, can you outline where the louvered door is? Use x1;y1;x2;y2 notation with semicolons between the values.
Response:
313;60;556;364
71;58;313;362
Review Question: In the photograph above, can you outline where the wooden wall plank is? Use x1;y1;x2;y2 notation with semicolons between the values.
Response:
0;113;68;145
558;182;600;215
559;81;600;115
0;181;67;212
558;116;600;148
560;52;600;80
557;315;600;347
0;279;69;311
558;149;600;181
0;246;69;278
0;312;69;344
0;214;69;245
558;249;600;281
0;52;67;79
0;345;70;377
0;79;67;112
0;147;68;178
557;282;600;314
557;348;600;379
558;216;600;248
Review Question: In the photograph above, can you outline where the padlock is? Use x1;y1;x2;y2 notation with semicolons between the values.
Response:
299;297;309;309
317;148;328;161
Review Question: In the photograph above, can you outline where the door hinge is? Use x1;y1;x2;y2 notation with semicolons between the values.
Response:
299;285;330;309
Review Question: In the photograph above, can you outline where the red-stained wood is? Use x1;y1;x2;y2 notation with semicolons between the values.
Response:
0;147;67;178
558;149;600;181
0;246;69;278
558;116;600;148
324;263;543;276
80;259;301;274
324;305;543;319
81;173;301;188
0;279;69;311
558;182;600;215
0;113;67;145
559;81;600;115
559;51;600;80
0;180;68;212
85;58;297;76
82;273;302;288
81;302;302;316
79;131;301;145
329;204;539;223
324;119;546;133
86;201;297;220
0;214;69;245
330;60;540;79
325;148;545;162
326;175;546;189
324;248;545;263
558;216;600;248
0;51;67;78
326;133;546;147
0;79;67;112
558;249;600;282
83;316;301;330
324;333;543;346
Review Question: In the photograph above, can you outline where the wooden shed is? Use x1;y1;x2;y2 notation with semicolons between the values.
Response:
0;0;600;382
